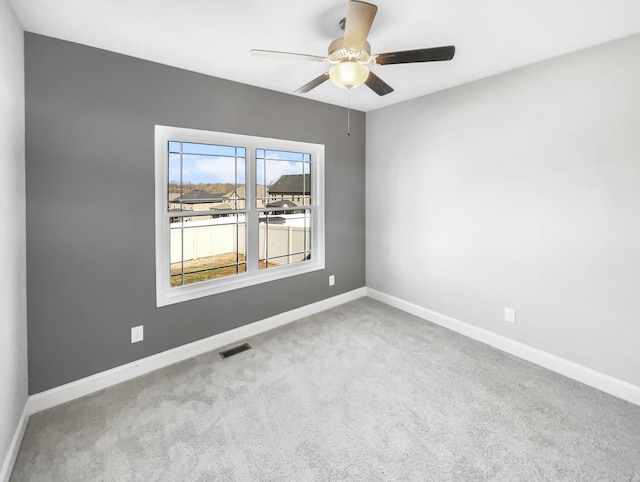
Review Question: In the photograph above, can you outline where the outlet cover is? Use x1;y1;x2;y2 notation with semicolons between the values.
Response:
504;308;516;324
329;275;335;286
131;325;144;343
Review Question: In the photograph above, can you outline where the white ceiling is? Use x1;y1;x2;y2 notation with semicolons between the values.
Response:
10;0;640;112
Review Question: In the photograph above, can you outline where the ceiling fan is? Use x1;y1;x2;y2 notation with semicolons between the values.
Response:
250;0;455;96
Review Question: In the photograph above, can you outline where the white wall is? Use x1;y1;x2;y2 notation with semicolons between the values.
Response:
0;0;27;477
367;34;640;387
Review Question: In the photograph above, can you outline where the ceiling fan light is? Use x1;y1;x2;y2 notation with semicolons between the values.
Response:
329;61;369;89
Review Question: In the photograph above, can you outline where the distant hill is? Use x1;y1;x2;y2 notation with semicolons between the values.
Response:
168;182;235;195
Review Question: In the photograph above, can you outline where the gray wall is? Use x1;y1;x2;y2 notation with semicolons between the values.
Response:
367;34;640;387
25;33;366;394
0;0;27;471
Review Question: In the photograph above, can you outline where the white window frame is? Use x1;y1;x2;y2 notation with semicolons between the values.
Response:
154;125;325;307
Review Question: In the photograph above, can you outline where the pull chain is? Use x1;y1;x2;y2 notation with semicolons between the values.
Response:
347;89;351;137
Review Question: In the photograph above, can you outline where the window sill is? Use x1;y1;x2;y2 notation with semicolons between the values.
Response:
156;258;324;307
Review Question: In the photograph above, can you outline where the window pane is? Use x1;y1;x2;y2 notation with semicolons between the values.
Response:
170;214;246;287
168;142;246;213
182;154;235;186
264;150;304;162
256;149;312;208
258;209;311;270
256;157;266;208
182;142;237;157
168;153;182;211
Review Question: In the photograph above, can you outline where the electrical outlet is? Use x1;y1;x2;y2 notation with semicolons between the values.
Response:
329;275;335;286
504;308;516;324
131;325;144;343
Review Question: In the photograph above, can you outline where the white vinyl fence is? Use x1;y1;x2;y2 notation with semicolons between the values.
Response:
171;221;309;266
259;223;310;265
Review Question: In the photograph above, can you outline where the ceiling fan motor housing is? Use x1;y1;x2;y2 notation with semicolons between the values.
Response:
328;38;371;63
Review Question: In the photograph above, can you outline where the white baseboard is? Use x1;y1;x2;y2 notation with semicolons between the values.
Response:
1;402;29;482
27;288;366;415
366;287;640;407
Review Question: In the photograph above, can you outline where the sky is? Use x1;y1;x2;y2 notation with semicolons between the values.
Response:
169;144;311;186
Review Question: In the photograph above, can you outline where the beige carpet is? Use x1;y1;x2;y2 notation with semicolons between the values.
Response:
11;298;640;480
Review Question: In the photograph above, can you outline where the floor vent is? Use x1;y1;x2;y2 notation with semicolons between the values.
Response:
220;343;252;359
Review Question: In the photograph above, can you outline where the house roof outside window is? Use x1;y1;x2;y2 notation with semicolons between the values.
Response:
267;199;298;208
170;189;224;204
269;174;311;195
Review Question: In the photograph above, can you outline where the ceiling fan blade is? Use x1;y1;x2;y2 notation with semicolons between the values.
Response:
373;46;456;65
343;1;378;52
295;72;330;93
250;49;326;63
365;71;394;96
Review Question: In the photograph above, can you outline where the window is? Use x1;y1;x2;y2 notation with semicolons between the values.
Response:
155;126;325;306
